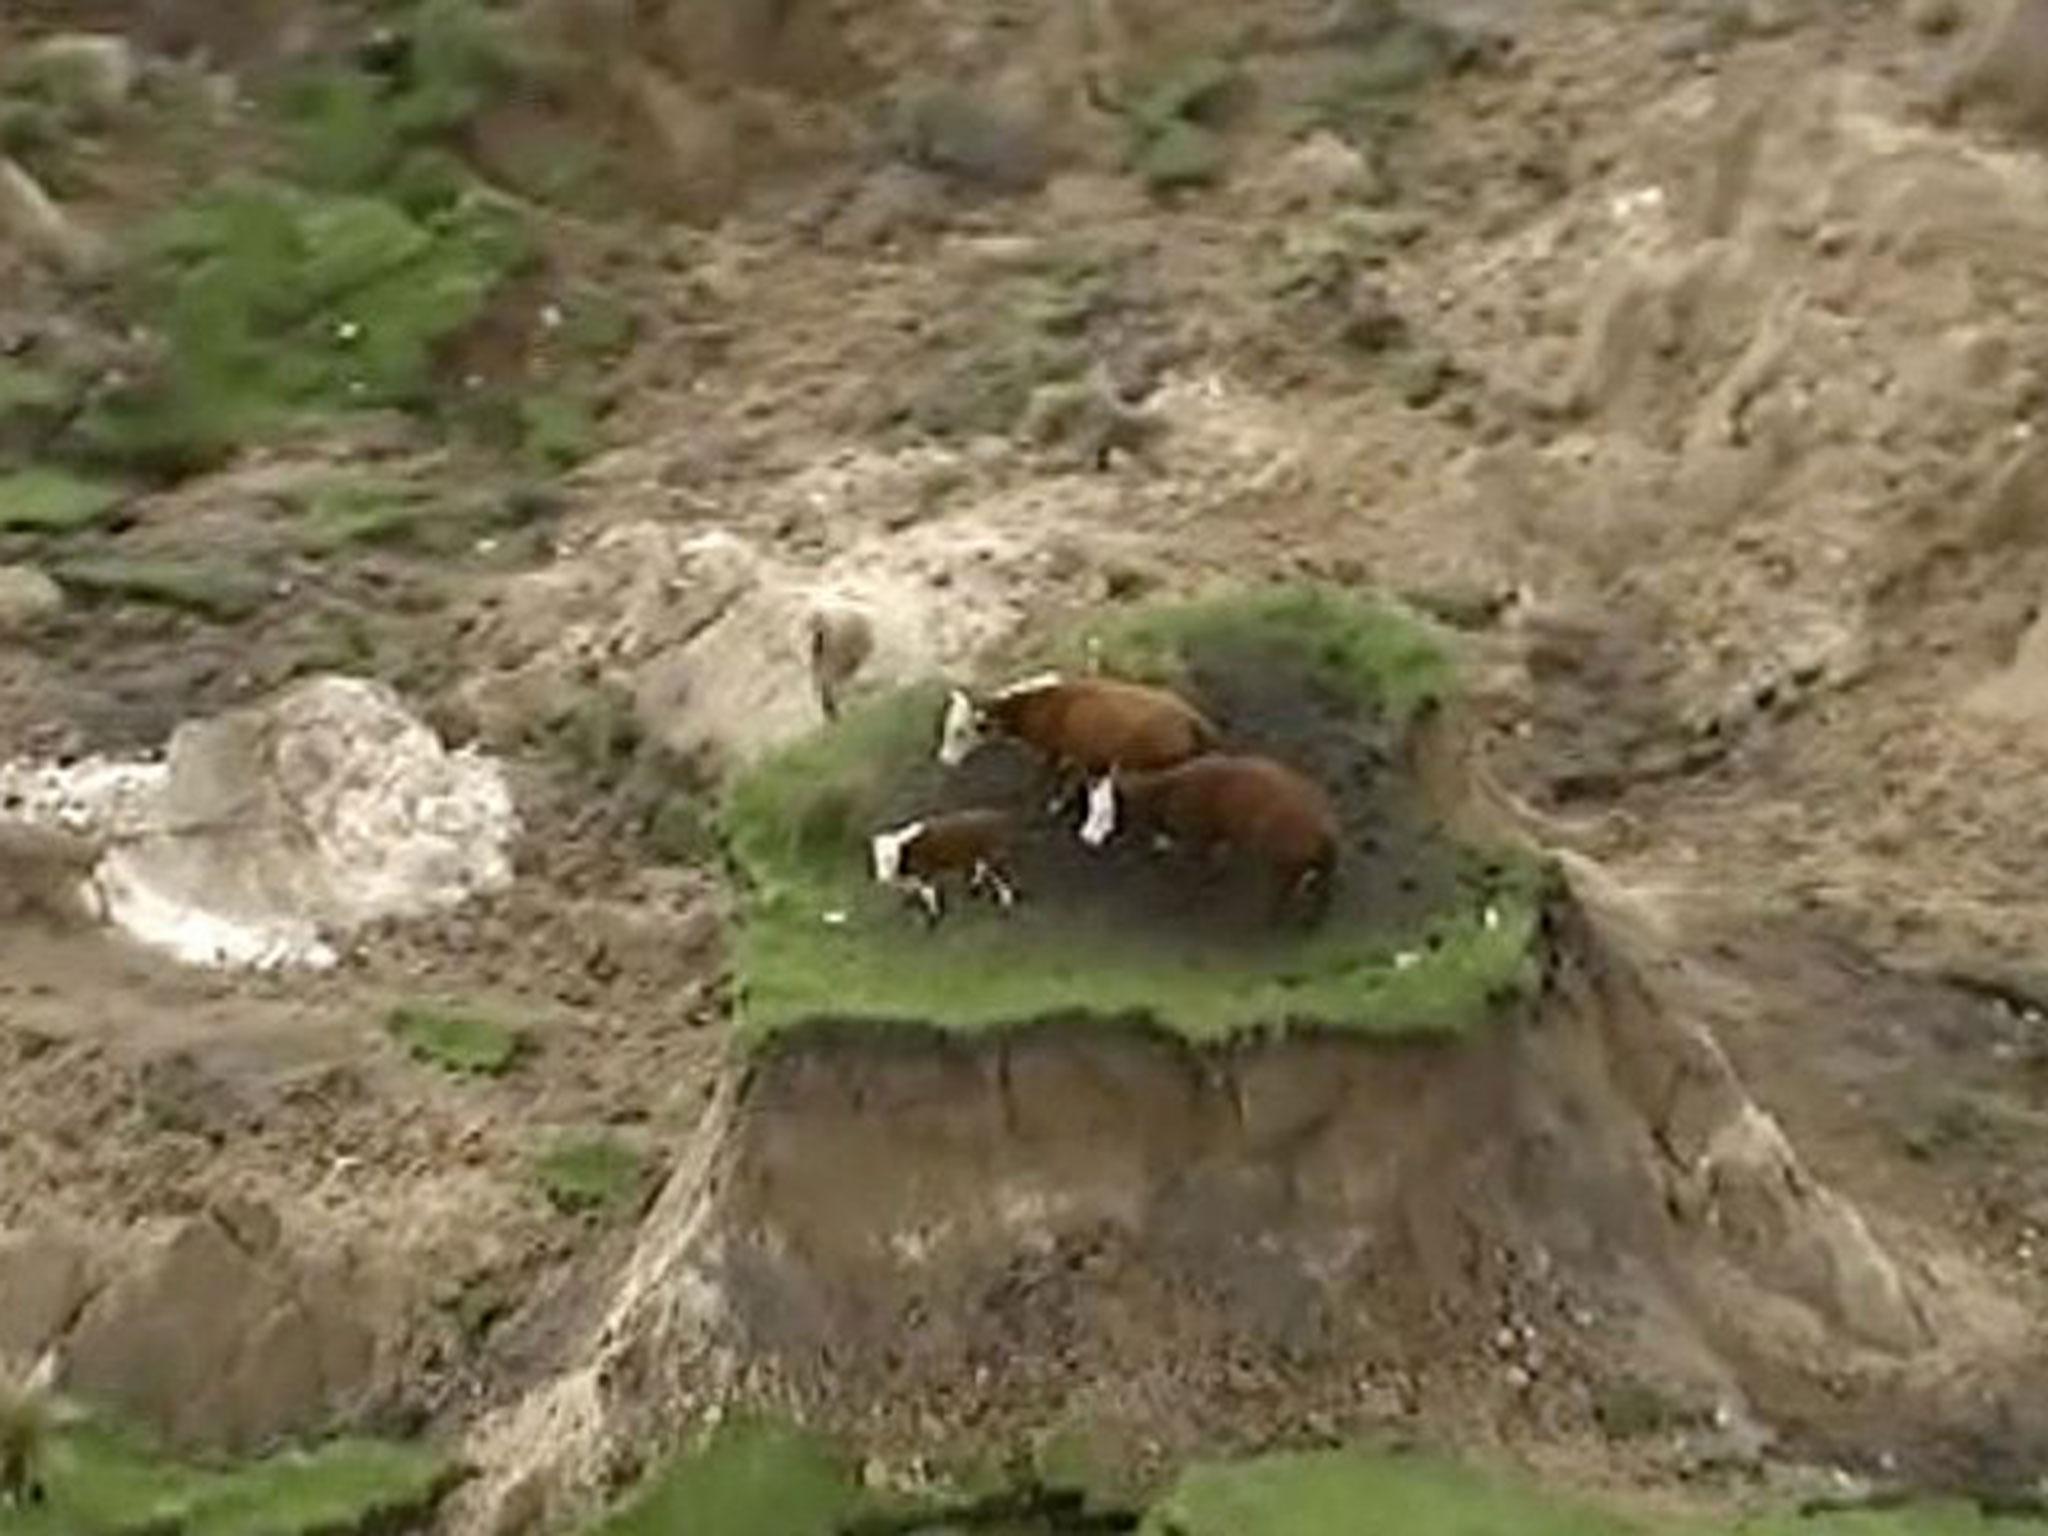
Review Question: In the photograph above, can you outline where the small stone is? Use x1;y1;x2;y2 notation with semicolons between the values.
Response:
0;565;64;633
19;34;138;114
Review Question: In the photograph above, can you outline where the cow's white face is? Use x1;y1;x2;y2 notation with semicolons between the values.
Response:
937;689;983;767
870;821;925;884
1079;776;1119;847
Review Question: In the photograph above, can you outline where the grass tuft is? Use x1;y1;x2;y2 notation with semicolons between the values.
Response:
0;469;124;534
579;1419;866;1536
50;557;271;622
73;179;533;478
0;1420;453;1536
387;1001;524;1076
1143;1449;1642;1536
1061;582;1459;726
533;1134;646;1217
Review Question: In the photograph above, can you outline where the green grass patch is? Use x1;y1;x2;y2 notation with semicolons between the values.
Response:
896;252;1123;440
570;1428;2048;1536
1144;1448;2048;1536
0;1420;452;1536
290;478;441;552
0;362;75;421
73;178;533;478
0;468;124;534
580;1419;869;1536
274;0;519;196
1059;583;1459;727
50;557;272;622
518;389;601;471
287;476;557;556
387;1000;524;1076
722;587;1541;1047
1144;1448;1642;1536
1119;54;1241;193
533;1133;646;1217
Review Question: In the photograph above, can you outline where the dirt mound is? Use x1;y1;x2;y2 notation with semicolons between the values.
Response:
444;845;2048;1535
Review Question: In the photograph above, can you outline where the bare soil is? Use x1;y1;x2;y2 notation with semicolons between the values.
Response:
8;0;2048;1526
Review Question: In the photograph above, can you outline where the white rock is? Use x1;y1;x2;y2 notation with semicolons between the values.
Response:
0;564;64;633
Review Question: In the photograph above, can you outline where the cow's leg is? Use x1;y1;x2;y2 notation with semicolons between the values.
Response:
973;859;1019;910
1043;757;1083;819
915;879;944;926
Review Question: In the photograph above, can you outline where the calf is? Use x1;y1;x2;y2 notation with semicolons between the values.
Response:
936;672;1219;815
1080;754;1340;925
870;808;1020;926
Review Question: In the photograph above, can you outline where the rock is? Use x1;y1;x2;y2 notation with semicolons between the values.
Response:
894;84;1048;192
1266;131;1380;210
0;156;107;276
805;603;876;721
1017;378;1162;468
0;1229;94;1360
0;566;64;634
18;34;140;115
63;1212;380;1453
465;518;1030;773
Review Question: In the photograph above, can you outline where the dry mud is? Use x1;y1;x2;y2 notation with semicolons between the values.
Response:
10;0;2048;1529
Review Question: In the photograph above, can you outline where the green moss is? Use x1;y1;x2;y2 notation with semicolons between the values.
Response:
387;1001;524;1076
291;479;438;552
1130;55;1240;130
75;179;533;478
1144;1448;2048;1536
721;588;1541;1046
289;476;553;556
1119;55;1239;194
1145;1449;1642;1536
643;791;721;866
275;0;517;194
519;389;600;470
0;468;124;533
1133;120;1226;192
1747;1508;2048;1536
581;1419;869;1536
533;1133;646;1216
0;363;73;423
0;1422;452;1536
51;557;271;622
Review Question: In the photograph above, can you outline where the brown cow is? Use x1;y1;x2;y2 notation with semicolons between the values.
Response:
936;672;1219;816
870;807;1020;926
1080;754;1340;925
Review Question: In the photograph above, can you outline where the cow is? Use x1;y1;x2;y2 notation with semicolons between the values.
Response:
936;672;1219;818
1079;753;1341;926
869;808;1020;926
